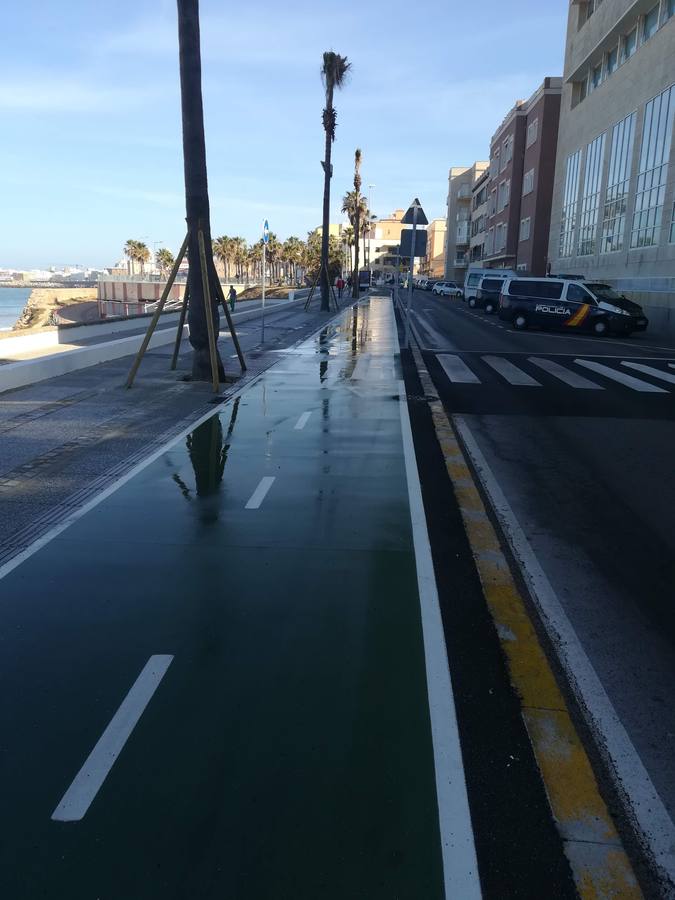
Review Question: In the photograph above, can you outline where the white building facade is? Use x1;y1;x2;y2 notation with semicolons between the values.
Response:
548;0;675;332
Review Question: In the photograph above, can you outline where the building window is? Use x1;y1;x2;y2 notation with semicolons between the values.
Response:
523;169;535;196
520;218;531;242
495;223;507;252
559;149;581;258
601;111;636;253
642;4;659;41
489;189;497;216
490;153;500;178
578;132;606;256
579;75;588;102
670;202;675;243
621;27;637;61
487;227;495;255
505;180;510;206
606;46;618;75
666;0;675;21
526;119;538;148
591;62;603;90
498;181;507;211
631;85;675;248
501;136;513;171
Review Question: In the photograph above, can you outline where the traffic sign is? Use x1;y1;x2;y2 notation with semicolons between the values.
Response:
263;220;269;244
401;198;428;226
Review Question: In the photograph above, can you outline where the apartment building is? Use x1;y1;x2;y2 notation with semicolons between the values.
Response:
423;218;448;277
548;0;675;332
444;162;488;282
483;78;562;275
470;169;490;263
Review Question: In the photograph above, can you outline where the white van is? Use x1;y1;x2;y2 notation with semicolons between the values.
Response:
464;268;516;302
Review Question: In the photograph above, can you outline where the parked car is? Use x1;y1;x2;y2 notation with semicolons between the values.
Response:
472;276;505;313
424;280;439;292
432;281;463;298
464;268;517;303
498;277;648;336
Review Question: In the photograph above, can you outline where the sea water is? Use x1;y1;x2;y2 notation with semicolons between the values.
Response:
0;287;31;330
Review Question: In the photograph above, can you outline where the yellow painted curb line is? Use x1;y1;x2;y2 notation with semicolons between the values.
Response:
411;345;642;899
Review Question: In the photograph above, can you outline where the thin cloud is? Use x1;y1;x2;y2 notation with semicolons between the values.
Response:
0;76;162;113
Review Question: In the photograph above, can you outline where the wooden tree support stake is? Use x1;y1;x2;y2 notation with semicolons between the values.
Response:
125;233;189;388
197;227;220;393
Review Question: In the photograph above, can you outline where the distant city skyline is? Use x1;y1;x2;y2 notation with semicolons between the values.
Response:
1;0;568;269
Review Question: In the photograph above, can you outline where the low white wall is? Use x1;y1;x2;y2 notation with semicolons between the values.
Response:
0;312;183;358
0;327;184;394
0;292;311;394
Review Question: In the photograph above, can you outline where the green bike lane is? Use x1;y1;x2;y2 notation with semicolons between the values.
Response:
0;298;479;899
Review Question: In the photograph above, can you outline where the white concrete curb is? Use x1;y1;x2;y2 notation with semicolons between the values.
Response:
0;293;310;395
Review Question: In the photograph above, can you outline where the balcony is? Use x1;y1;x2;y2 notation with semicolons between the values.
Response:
456;223;470;245
457;185;472;199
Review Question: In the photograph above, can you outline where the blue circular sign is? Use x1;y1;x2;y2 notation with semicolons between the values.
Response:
263;220;269;244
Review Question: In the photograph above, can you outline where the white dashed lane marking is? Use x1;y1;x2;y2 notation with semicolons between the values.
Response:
575;359;667;392
482;355;541;387
52;655;174;822
245;476;276;509
437;355;480;384
622;361;675;385
529;357;603;389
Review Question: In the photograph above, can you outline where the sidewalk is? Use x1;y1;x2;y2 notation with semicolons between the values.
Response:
0;295;478;899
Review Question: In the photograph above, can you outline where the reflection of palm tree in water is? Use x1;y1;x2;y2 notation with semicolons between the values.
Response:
319;326;329;383
172;398;240;521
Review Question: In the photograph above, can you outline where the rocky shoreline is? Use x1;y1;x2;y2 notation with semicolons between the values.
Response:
5;287;98;334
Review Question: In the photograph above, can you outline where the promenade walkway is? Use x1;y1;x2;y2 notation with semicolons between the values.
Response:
0;296;478;899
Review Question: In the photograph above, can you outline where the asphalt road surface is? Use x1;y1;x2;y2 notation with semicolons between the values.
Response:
407;287;675;863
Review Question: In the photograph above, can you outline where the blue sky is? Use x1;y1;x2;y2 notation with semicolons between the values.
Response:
0;0;568;269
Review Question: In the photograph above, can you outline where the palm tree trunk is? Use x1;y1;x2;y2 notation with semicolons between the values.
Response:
319;90;334;311
177;0;224;381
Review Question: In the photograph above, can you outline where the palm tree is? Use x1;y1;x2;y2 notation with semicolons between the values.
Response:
342;225;355;275
177;0;224;381
283;236;304;284
213;235;231;280
232;237;247;281
319;51;351;310
265;232;281;282
124;239;141;275
156;247;175;277
351;148;362;298
136;242;151;275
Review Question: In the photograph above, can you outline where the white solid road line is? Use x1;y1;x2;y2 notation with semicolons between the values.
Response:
454;416;675;889
528;356;603;389
482;355;541;386
437;355;480;384
622;361;675;385
245;476;276;509
397;381;481;899
294;411;312;430
575;359;667;392
52;655;174;822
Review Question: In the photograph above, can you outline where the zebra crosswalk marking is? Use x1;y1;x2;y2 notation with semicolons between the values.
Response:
528;357;603;389
574;359;667;393
482;356;541;387
438;355;480;384
621;361;675;386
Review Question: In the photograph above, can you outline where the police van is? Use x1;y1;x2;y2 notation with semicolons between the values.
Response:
464;268;516;302
497;277;648;336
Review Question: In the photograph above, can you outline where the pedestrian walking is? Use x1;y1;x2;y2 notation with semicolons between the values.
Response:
336;276;345;299
228;285;237;312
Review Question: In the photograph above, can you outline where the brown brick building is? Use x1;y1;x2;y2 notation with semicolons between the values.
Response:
484;78;562;275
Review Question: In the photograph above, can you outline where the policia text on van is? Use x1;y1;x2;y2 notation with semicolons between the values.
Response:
497;278;648;336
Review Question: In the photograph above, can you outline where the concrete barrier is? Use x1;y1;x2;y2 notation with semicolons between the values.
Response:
0;291;312;395
0;327;184;395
